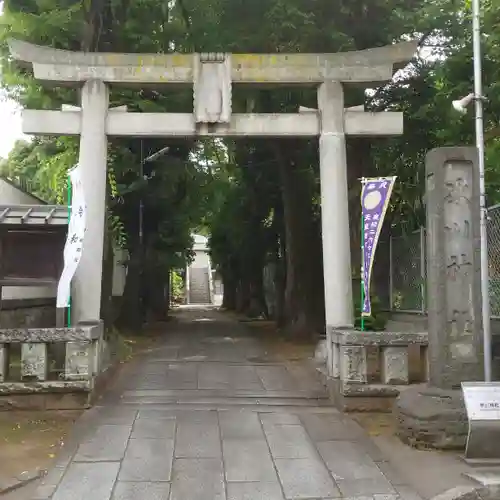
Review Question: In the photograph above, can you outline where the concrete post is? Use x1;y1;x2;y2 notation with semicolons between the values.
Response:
207;256;214;305
425;147;483;388
395;147;483;450
185;265;191;304
318;81;353;375
73;80;109;323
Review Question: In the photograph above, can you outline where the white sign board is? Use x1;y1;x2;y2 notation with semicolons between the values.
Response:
462;382;500;421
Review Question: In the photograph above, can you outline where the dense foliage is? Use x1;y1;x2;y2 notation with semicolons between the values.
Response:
0;0;499;335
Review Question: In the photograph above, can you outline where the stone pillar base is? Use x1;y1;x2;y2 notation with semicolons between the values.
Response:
394;384;468;450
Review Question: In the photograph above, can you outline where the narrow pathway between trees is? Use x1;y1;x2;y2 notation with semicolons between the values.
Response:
29;307;421;500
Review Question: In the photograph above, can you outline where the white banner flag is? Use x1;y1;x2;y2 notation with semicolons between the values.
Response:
56;164;87;308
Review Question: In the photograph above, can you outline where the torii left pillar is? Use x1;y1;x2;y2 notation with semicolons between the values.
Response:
73;80;109;323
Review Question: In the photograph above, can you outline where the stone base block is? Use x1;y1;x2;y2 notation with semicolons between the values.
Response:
394;384;467;450
325;377;400;412
0;392;91;411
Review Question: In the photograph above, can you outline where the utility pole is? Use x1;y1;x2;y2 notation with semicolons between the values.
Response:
472;0;492;381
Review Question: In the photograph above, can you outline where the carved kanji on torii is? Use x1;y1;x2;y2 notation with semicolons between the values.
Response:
9;39;416;376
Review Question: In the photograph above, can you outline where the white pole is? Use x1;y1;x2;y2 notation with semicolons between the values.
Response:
472;0;492;381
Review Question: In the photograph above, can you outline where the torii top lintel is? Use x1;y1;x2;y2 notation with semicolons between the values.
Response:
8;39;417;87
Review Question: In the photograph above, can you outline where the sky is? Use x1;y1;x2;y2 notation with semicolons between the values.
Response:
0;98;26;158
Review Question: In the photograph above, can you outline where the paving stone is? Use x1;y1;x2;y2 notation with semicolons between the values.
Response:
51;462;119;500
73;425;132;462
263;424;317;459
111;482;171;500
318;441;384;480
395;485;425;500
175;409;219;423
336;477;397;497
226;481;285;500
118;438;174;482
376;461;407;485
260;412;301;425
300;413;365;441
94;408;138;425
32;483;58;499
342;497;374;500
131;417;176;438
274;458;340;499
130;376;173;390
170;458;225;500
136;409;177;420
358;437;386;462
164;363;198;389
198;364;264;390
39;466;66;488
256;366;296;390
219;410;264;439
223;439;278;482
286;362;325;391
175;421;221;457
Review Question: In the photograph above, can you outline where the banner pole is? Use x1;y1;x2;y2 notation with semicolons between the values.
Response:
360;178;365;332
67;174;72;326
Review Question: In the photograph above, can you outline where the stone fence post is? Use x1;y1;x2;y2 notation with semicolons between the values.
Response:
395;147;484;449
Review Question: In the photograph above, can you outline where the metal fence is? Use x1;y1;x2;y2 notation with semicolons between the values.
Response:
377;205;500;317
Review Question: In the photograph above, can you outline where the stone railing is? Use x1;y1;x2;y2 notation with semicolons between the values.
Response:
326;329;428;412
0;322;110;410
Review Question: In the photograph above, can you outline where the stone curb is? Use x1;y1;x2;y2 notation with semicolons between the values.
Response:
431;485;500;500
0;469;47;496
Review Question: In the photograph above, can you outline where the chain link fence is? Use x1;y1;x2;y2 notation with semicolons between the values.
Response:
488;205;500;317
377;205;500;317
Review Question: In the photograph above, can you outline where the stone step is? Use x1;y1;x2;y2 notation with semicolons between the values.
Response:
121;389;328;399
96;403;341;414
118;395;331;407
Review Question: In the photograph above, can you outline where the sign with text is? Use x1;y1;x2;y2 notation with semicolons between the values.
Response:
361;176;396;316
462;382;500;421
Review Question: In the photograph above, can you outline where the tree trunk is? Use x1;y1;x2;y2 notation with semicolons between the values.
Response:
116;244;143;332
143;259;168;322
100;223;115;331
272;197;287;326
276;142;322;339
222;272;237;310
235;277;250;313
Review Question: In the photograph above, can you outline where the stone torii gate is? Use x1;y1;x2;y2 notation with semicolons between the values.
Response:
9;40;415;368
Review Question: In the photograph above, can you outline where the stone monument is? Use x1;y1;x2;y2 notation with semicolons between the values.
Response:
9;40;416;348
395;147;484;449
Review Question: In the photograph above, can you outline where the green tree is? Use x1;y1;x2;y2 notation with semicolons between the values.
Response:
2;0;499;337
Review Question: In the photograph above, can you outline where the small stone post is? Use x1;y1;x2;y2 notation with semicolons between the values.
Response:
317;81;354;377
426;147;484;386
73;80;109;323
0;344;7;382
395;147;483;449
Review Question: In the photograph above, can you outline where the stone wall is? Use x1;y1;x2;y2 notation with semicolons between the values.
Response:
387;312;500;380
0;299;56;328
323;329;429;412
0;322;111;410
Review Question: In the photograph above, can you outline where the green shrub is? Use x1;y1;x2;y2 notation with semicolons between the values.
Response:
171;271;185;303
353;292;388;331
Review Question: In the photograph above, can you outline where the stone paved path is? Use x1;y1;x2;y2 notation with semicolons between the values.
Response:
31;307;422;500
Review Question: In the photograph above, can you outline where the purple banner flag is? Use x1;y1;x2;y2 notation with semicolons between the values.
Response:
361;176;396;317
